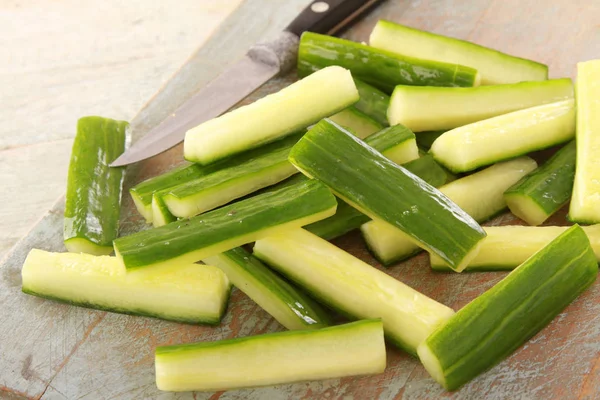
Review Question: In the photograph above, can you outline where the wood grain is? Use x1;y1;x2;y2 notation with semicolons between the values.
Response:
0;0;242;262
2;0;600;398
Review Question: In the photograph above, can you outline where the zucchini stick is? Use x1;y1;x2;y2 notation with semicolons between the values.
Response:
289;119;486;272
254;229;455;354
64;116;127;255
419;225;597;391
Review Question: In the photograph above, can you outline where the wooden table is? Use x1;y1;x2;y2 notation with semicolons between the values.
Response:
0;0;241;262
2;0;600;399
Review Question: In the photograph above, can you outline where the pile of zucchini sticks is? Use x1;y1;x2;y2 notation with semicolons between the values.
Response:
21;20;600;392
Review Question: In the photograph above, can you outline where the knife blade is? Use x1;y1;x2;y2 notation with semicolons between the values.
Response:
111;0;384;167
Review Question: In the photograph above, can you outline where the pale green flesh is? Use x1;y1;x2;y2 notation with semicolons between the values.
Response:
131;191;154;223
202;247;331;331
329;106;383;138
155;319;386;392
163;161;297;218
362;157;537;265
431;100;575;173
184;66;359;165
21;249;230;324
64;238;114;256
570;60;600;223
388;79;573;132
504;194;550;227
382;140;419;164
364;124;419;164
253;228;455;355
419;225;597;391
430;225;600;270
369;20;548;85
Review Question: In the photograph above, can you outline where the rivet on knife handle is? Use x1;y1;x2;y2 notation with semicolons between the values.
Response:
285;0;385;37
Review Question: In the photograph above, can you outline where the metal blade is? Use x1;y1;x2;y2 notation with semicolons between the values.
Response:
111;55;279;166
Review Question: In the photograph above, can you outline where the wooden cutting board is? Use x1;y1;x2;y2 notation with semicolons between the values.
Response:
2;0;600;398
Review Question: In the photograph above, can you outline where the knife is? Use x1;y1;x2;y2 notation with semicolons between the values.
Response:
111;0;384;167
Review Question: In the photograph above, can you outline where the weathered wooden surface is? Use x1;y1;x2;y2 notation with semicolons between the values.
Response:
2;0;600;398
0;0;242;262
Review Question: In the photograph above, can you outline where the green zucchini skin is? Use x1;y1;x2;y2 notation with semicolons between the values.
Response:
305;200;369;240
155;319;386;392
64;116;128;256
353;78;390;126
22;249;231;325
418;225;597;391
203;247;331;330
430;225;600;271
370;20;548;85
254;229;455;354
305;152;449;240
130;138;300;223
359;156;449;265
163;134;301;219
113;180;337;273
289;119;486;272
362;157;537;266
401;155;449;189
505;140;576;226
298;32;480;94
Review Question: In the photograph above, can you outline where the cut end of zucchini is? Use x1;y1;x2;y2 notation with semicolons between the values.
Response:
472;70;482;87
130;190;154;223
448;240;482;273
504;193;549;226
363;124;418;165
64;237;114;257
381;138;419;164
428;238;484;272
417;342;448;390
152;194;177;228
360;220;420;265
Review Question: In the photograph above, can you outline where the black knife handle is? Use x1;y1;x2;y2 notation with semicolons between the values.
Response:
285;0;384;37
